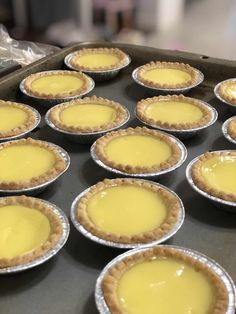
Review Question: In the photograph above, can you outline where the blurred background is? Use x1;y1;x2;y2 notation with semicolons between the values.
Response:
0;0;236;60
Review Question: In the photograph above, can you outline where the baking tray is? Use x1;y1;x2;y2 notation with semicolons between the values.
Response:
0;42;236;314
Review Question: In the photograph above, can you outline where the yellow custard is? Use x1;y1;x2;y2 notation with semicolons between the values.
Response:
145;101;203;124
200;155;236;194
117;258;215;314
86;185;167;236
0;144;56;181
31;74;84;94
0;205;50;259
60;103;117;127
104;135;172;167
75;53;119;68
0;106;28;133
225;82;236;98
143;68;191;85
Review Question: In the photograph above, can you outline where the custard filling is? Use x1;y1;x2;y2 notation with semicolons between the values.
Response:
142;68;191;85
74;53;119;68
0;144;56;181
117;258;215;314
30;74;84;94
86;185;167;236
0;106;28;133
144;101;203;124
200;155;236;194
0;205;50;259
225;83;236;98
60;103;117;127
104;135;172;167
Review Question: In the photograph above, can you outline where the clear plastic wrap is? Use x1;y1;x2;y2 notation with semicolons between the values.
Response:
0;24;59;66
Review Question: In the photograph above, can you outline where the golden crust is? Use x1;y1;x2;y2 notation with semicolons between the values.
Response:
137;61;200;89
0;138;67;190
95;127;182;174
0;195;63;268
218;80;236;105
69;48;128;71
228;117;236;141
191;151;236;202
76;178;181;244
102;246;229;314
49;96;128;133
24;70;90;99
0;100;38;138
136;95;213;130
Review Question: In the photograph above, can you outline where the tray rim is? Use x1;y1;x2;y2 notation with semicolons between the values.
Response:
1;41;236;89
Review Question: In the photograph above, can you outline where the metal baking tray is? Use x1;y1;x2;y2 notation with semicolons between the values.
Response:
0;42;236;314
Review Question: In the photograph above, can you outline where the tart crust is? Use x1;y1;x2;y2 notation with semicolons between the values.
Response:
136;95;213;130
102;246;228;314
218;80;236;105
0;100;38;138
24;70;90;99
0;137;67;190
76;178;181;244
49;95;128;133
69;48;128;71
95;127;182;174
228;117;236;141
0;195;62;268
191;151;236;202
137;61;200;89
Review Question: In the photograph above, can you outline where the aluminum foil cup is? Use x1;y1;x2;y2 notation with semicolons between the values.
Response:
0;141;70;196
90;132;187;179
186;151;236;212
70;179;185;249
0;198;70;275
64;52;131;82
214;80;236;114
132;67;204;95
95;245;236;314
135;101;218;140
0;105;41;142
19;72;95;108
45;107;130;144
222;117;236;145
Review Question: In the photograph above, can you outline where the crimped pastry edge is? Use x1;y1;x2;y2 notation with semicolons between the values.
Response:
48;95;128;133
0;195;63;268
101;246;229;314
137;61;200;89
136;94;213;130
0;137;67;190
0;100;38;138
69;48;128;71
95;127;182;174
76;178;181;243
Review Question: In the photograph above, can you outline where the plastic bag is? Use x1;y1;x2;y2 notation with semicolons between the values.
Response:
0;24;60;66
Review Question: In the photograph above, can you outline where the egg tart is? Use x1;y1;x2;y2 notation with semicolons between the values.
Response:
191;151;236;202
0;138;67;190
136;95;213;130
137;61;200;89
0;100;39;139
76;178;182;244
101;246;228;314
69;48;128;71
48;96;128;133
24;70;91;99
218;79;236;105
0;195;62;268
95;127;182;174
228;117;236;141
